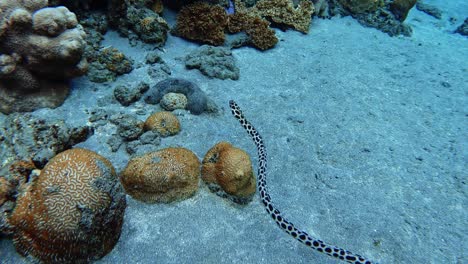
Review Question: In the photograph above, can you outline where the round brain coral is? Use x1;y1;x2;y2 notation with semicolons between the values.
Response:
202;142;256;204
144;111;181;137
120;147;200;203
8;148;126;264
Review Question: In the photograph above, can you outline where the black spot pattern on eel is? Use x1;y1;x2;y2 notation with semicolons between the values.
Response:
229;100;376;264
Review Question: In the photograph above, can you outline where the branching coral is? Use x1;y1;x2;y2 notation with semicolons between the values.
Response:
0;0;87;113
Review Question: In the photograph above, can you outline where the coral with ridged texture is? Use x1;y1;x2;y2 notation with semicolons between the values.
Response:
8;148;126;263
254;0;315;33
202;142;256;204
0;0;87;113
144;111;181;137
172;2;228;46
120;147;200;203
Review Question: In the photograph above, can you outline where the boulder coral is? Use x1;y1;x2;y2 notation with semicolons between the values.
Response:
8;148;126;263
0;0;87;113
202;142;256;204
144;111;181;137
120;147;201;203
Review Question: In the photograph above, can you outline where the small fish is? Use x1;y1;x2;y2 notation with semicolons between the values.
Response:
229;100;376;264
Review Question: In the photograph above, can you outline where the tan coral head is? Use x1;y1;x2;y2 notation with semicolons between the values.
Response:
120;147;200;203
144;111;181;137
202;141;256;204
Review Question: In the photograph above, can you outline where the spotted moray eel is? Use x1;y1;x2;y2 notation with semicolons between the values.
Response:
229;100;375;264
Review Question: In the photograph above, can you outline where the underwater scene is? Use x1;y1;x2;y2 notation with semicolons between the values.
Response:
0;0;466;263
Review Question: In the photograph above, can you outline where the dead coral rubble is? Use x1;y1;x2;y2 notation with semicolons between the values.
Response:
0;0;87;113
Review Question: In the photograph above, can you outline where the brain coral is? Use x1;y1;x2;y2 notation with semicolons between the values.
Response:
8;148;126;263
120;147;200;203
202;142;256;204
0;0;87;113
144;111;181;137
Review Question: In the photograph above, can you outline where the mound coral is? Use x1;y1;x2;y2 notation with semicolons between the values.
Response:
172;2;228;45
120;147;200;203
202;142;256;204
145;78;209;115
8;148;126;263
144;111;181;137
0;0;87;113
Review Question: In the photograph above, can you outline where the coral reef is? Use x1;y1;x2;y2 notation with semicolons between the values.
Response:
126;4;169;44
114;82;150;106
88;46;134;83
125;131;161;155
172;2;228;45
338;0;383;14
160;93;188;111
227;0;279;50
8;148;126;263
120;147;200;203
144;78;210;115
455;18;468;36
202;142;256;204
0;1;87;113
329;0;414;36
415;1;442;20
254;0;315;33
110;114;145;141
389;0;417;22
0;113;93;168
185;45;240;80
144;111;181;137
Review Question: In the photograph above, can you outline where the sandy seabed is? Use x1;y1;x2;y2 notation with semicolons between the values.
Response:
1;1;467;263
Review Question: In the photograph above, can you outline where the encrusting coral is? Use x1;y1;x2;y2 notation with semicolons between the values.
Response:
120;147;200;203
144;111;181;137
0;0;87;113
202;142;256;204
8;148;126;263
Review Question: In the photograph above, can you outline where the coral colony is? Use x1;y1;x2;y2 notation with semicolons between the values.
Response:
4;0;461;263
